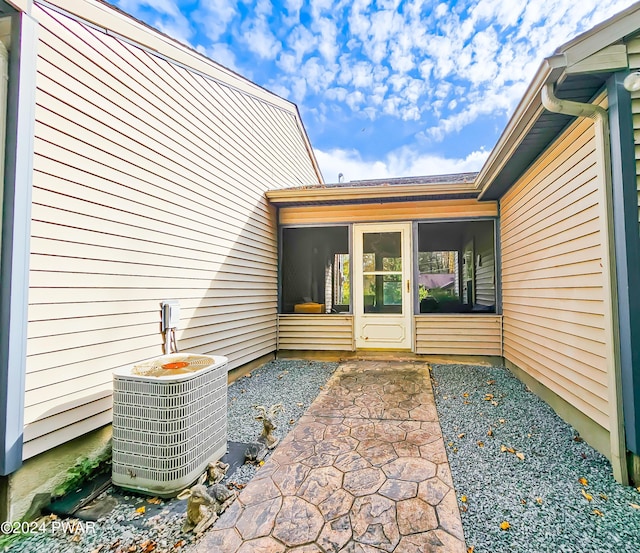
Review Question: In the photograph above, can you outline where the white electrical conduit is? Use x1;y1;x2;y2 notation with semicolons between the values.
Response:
541;83;629;485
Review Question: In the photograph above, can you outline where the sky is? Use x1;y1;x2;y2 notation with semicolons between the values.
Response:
117;0;638;183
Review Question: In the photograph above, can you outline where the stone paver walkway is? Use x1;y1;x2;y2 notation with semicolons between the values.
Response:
194;361;466;552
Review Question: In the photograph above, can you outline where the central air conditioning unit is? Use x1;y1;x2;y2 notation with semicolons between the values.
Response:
112;354;228;497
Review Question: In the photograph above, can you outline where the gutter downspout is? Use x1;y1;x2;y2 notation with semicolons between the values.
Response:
541;83;628;485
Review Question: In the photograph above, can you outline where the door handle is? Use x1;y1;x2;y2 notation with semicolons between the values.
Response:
406;279;410;293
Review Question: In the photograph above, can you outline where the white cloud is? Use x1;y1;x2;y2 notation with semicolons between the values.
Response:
206;43;242;74
289;25;318;62
314;18;340;64
193;0;238;42
242;16;282;59
301;57;337;91
315;146;489;182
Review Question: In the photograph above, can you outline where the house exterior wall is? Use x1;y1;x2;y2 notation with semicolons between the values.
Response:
278;198;498;225
24;3;319;459
414;315;502;356
500;115;611;432
277;315;354;351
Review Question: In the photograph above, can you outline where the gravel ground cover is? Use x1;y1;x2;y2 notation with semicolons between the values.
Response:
431;363;640;553
3;359;337;553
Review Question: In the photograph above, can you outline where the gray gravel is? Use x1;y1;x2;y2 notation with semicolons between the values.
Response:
431;363;640;553
4;359;337;553
224;359;337;485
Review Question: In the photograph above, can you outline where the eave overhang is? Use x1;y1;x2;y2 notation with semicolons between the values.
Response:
266;181;479;206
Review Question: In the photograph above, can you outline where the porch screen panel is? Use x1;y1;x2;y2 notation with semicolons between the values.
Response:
281;226;350;313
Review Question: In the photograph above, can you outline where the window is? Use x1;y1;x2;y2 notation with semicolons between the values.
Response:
281;226;350;313
362;231;402;313
417;221;495;314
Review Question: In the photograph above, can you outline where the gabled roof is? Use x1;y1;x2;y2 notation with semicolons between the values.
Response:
476;2;640;200
266;173;479;205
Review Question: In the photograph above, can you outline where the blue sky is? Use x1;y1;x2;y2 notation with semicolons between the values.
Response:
117;0;637;182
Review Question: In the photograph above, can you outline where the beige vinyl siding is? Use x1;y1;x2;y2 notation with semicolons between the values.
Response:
414;315;502;355
279;199;498;225
475;229;495;307
627;38;640;234
25;4;319;459
500;115;610;431
277;315;354;351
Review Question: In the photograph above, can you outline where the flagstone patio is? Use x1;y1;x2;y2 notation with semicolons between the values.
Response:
192;360;466;553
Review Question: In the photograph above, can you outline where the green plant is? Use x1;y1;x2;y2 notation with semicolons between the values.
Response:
52;447;112;499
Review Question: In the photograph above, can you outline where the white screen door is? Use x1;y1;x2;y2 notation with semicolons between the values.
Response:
353;223;413;349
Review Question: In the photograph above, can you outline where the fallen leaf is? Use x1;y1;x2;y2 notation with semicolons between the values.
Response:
484;394;494;401
109;539;120;550
460;495;467;503
581;489;593;502
91;546;105;553
630;503;640;509
592;509;604;516
491;401;499;406
463;401;471;405
72;535;81;543
477;441;485;448
573;435;584;442
453;447;458;453
516;452;525;461
599;493;608;501
467;547;475;553
499;419;506;424
147;497;162;505
289;419;295;424
487;380;496;385
500;521;510;530
136;506;146;514
296;402;304;407
578;477;588;486
128;547;137;552
463;393;469;398
521;498;526;505
458;433;465;438
448;442;454;447
141;541;156;553
487;428;493;437
443;396;449;400
500;445;507;453
535;497;543;505
173;541;185;549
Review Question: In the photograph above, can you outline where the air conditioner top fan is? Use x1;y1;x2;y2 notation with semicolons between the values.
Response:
129;354;217;379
